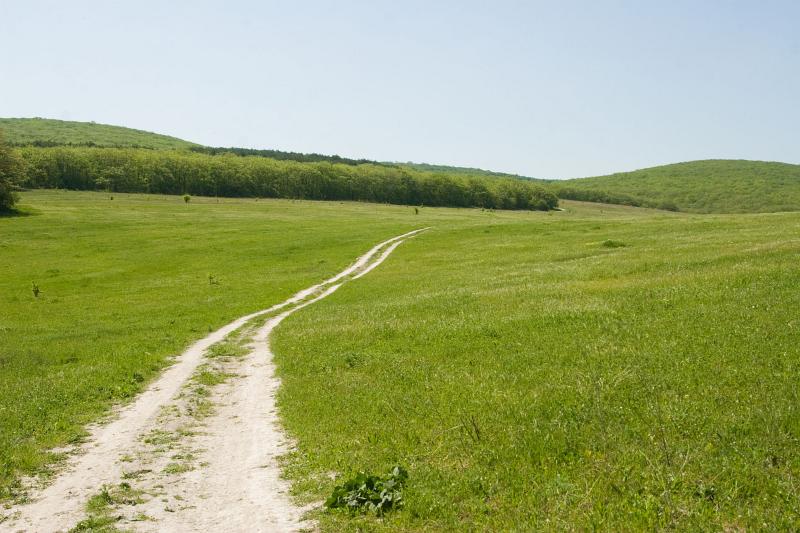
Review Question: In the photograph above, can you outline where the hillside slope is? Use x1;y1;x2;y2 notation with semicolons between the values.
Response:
2;117;544;178
3;118;799;213
558;160;800;213
0;118;197;149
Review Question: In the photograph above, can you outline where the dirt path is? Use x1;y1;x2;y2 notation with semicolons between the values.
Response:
1;228;427;533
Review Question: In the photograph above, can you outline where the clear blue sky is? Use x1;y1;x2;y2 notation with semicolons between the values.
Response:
1;1;798;178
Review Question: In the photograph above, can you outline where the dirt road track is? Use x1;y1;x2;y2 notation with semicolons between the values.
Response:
1;228;427;533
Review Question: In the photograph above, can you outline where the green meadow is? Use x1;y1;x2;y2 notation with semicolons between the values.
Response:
1;190;798;531
0;190;443;499
273;203;800;530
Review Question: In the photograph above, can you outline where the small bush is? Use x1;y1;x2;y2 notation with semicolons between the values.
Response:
325;465;408;516
601;239;627;248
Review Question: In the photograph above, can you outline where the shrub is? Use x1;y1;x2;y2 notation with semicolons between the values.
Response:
325;466;408;515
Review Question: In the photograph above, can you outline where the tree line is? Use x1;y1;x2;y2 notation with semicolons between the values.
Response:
0;132;23;211
550;186;679;211
189;145;380;166
11;146;559;210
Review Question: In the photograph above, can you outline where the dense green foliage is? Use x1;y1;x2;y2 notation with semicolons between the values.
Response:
190;145;381;166
274;203;800;530
402;162;537;181
15;146;558;210
325;466;408;515
549;186;662;210
0;131;22;211
0;118;196;150
558;159;800;213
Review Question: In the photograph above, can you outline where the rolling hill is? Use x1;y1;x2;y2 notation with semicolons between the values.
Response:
0;117;197;150
2;118;799;213
557;160;800;213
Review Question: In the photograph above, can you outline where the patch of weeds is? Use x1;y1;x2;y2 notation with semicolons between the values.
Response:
601;239;627;248
67;431;88;444
206;339;248;359
142;429;177;447
170;452;196;462
121;469;152;480
185;396;214;419
344;353;363;369
163;462;194;475
76;483;143;532
157;404;180;422
69;515;121;532
87;483;143;511
113;482;144;506
176;426;196;438
86;486;114;514
325;466;408;516
693;482;717;503
193;365;231;387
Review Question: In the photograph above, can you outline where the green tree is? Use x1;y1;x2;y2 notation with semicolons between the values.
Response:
14;145;560;211
0;131;23;211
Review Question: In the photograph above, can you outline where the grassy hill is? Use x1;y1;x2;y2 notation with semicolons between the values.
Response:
557;159;800;213
3;118;799;213
1;118;559;211
0;117;197;150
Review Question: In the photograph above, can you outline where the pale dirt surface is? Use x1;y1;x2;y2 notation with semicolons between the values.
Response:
1;228;426;533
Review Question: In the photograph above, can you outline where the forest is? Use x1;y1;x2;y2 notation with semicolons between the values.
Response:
11;145;559;211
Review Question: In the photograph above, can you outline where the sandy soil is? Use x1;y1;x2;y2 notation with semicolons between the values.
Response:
1;228;426;533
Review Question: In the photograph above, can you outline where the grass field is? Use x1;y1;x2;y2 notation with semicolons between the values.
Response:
273;203;800;530
560;159;800;213
0;190;453;500
2;191;799;530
